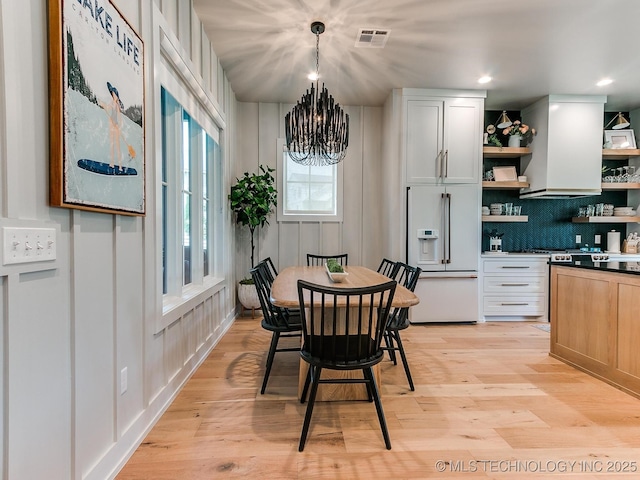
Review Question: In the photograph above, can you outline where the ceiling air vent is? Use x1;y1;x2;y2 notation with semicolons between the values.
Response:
354;28;390;48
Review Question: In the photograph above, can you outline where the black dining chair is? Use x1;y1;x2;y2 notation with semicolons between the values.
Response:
306;253;348;267
296;279;397;451
250;261;302;394
383;262;422;391
377;258;399;278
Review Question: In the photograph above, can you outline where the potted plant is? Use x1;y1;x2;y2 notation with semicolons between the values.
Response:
503;120;536;147
229;165;277;314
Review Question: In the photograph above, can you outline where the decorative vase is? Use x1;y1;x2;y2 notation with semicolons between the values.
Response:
508;135;522;148
238;282;261;317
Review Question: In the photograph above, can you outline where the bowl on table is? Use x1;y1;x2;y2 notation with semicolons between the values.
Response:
325;264;349;283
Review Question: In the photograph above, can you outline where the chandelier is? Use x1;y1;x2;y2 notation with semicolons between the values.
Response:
285;21;349;166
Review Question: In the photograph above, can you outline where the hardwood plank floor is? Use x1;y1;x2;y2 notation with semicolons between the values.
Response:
117;320;640;479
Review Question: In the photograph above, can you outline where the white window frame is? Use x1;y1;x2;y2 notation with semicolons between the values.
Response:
276;138;344;223
156;38;225;332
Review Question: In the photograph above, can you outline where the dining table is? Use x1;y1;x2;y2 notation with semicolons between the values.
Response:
270;265;420;401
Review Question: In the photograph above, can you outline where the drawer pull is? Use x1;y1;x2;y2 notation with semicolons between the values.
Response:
501;283;530;286
501;302;529;306
501;265;530;269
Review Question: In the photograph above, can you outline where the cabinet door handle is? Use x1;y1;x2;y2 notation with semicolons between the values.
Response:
501;265;530;269
435;150;443;179
501;302;529;306
443;149;449;178
501;283;530;286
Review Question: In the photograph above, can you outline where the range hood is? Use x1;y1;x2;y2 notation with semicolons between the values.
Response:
519;95;607;199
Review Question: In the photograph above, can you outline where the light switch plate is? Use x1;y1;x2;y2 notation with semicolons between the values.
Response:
2;227;57;265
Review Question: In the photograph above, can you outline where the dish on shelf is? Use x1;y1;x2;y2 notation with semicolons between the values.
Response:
613;207;635;216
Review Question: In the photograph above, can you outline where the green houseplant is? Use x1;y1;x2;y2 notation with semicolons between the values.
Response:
229;165;277;313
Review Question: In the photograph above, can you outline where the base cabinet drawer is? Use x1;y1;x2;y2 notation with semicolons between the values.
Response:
483;259;547;274
483;276;546;294
483;295;546;315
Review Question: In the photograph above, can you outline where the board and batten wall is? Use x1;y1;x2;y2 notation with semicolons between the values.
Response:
0;1;238;479
234;102;386;277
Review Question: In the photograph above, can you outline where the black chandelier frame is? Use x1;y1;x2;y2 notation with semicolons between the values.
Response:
285;21;349;166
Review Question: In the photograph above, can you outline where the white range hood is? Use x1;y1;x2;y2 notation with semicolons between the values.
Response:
519;95;607;199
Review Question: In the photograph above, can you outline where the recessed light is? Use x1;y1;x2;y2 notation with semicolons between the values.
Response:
597;78;613;87
478;76;492;84
308;72;319;81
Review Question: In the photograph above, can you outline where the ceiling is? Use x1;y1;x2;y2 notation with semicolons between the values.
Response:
193;0;640;111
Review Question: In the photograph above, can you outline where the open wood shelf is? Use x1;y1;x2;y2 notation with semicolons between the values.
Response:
483;146;532;159
482;215;528;223
571;216;640;223
483;181;529;189
601;182;640;190
602;148;640;160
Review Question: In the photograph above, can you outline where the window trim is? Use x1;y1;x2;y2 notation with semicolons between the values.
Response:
276;138;344;223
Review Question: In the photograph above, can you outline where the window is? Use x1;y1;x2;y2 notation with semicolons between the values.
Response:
161;87;221;296
276;138;343;222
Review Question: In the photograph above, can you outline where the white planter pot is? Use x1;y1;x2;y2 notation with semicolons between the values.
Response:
238;282;261;316
508;135;522;147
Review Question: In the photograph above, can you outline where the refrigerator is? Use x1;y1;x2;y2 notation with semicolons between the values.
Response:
406;184;479;323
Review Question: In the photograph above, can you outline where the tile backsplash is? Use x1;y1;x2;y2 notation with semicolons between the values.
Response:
482;189;629;252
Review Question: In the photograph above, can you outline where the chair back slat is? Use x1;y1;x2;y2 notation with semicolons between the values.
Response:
377;258;399;278
260;257;278;283
306;253;348;267
389;262;422;327
250;261;297;329
297;279;396;367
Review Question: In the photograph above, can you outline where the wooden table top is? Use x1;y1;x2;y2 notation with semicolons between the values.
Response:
270;265;420;309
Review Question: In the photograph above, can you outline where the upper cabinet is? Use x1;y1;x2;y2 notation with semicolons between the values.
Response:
403;91;484;185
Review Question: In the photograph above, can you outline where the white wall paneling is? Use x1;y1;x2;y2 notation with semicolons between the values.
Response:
0;1;237;479
236;103;384;271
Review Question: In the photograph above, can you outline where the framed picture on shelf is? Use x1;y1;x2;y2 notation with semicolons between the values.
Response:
604;129;636;149
48;0;145;215
492;166;518;182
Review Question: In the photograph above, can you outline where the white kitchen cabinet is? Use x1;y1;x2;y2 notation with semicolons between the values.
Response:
481;256;549;320
404;92;484;185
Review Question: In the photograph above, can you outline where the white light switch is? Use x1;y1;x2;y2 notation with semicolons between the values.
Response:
2;227;56;265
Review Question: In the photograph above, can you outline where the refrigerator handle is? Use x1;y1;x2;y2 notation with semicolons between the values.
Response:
446;192;452;263
405;186;410;264
440;192;448;264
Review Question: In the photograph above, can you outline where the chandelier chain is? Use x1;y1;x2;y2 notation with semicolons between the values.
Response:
315;31;320;80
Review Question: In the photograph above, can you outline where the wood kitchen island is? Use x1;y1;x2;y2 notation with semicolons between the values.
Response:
550;259;640;399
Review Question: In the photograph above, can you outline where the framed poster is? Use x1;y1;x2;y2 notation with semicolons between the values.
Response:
49;0;145;215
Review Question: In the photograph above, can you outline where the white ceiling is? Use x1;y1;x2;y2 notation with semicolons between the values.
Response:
193;0;640;111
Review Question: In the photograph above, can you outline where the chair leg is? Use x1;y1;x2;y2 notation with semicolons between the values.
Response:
364;369;373;402
260;332;280;394
299;366;321;451
385;331;398;364
364;367;391;450
300;366;311;404
394;332;415;391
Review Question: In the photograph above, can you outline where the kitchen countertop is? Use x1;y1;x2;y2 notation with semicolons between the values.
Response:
482;252;550;258
548;259;640;276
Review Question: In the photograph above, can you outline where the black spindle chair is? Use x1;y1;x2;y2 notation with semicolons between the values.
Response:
250;261;302;394
383;262;421;391
296;279;397;451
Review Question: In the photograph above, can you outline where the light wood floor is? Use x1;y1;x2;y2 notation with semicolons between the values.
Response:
117;320;640;479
